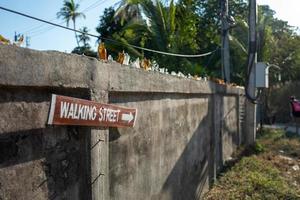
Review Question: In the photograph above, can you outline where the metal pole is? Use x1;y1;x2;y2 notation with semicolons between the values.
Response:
221;0;230;83
246;0;257;145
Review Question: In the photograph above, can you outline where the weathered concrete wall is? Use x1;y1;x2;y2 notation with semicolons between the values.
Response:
0;44;245;200
108;93;244;200
0;87;91;200
109;94;212;200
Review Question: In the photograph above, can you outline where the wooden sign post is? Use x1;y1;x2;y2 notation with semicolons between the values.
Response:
48;94;137;128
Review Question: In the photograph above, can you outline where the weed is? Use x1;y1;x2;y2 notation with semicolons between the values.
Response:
204;157;300;199
253;142;265;154
257;128;285;140
204;128;300;200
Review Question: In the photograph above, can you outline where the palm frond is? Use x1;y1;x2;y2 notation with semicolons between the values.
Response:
229;35;247;54
168;0;176;34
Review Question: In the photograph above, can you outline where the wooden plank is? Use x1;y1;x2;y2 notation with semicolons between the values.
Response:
48;94;137;128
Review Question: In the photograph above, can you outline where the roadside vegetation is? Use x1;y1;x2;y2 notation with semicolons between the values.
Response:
204;128;300;200
55;0;300;85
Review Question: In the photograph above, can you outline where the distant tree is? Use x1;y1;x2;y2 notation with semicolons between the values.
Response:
71;46;97;57
78;26;90;48
72;26;97;57
255;5;300;82
96;7;142;58
57;0;85;47
95;0;300;84
114;0;141;25
96;7;122;39
109;0;203;74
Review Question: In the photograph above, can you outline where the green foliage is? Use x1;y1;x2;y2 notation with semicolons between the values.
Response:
96;7;127;40
71;26;97;57
206;128;300;199
96;7;143;58
78;26;91;48
205;157;300;199
285;131;300;139
71;46;97;57
253;142;265;154
256;5;300;83
96;0;205;74
257;128;285;140
263;82;300;123
94;0;300;83
257;128;300;158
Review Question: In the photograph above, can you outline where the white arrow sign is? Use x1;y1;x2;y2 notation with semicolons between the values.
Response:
121;112;134;123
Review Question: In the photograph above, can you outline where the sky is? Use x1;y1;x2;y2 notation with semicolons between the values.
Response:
257;0;300;29
0;0;119;52
0;0;299;52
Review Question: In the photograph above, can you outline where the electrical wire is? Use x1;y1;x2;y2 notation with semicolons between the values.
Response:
81;0;108;13
30;21;66;38
0;5;217;58
18;16;57;34
23;18;56;35
30;25;58;38
19;0;109;37
205;47;220;68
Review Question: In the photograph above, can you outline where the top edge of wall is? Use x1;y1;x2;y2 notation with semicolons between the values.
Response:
0;44;244;95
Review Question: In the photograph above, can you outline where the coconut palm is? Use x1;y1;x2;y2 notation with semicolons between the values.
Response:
108;0;200;73
117;0;187;70
114;0;141;25
57;0;85;46
114;0;177;52
78;26;90;47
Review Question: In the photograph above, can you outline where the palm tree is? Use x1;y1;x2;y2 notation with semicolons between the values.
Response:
57;0;85;46
78;27;90;47
115;1;179;65
114;0;177;52
114;0;141;25
110;0;202;73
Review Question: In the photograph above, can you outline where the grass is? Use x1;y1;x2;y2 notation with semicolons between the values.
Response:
204;128;300;200
257;128;300;158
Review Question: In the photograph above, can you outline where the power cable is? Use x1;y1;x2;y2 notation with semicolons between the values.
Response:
0;5;217;58
30;25;59;38
18;16;57;34
81;0;108;13
23;18;56;34
205;47;220;68
29;21;67;38
112;0;122;9
20;0;108;36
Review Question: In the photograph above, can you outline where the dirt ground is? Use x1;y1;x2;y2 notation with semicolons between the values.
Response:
204;128;300;200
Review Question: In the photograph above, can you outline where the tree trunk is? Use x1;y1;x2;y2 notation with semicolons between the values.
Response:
73;20;80;47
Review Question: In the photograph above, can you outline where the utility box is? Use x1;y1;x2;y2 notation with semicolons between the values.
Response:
256;62;269;88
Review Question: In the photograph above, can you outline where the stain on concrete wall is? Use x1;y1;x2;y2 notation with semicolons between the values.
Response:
0;45;246;200
0;88;91;200
108;92;239;200
221;96;239;161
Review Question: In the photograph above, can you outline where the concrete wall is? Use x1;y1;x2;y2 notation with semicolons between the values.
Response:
0;88;91;200
0;44;246;200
